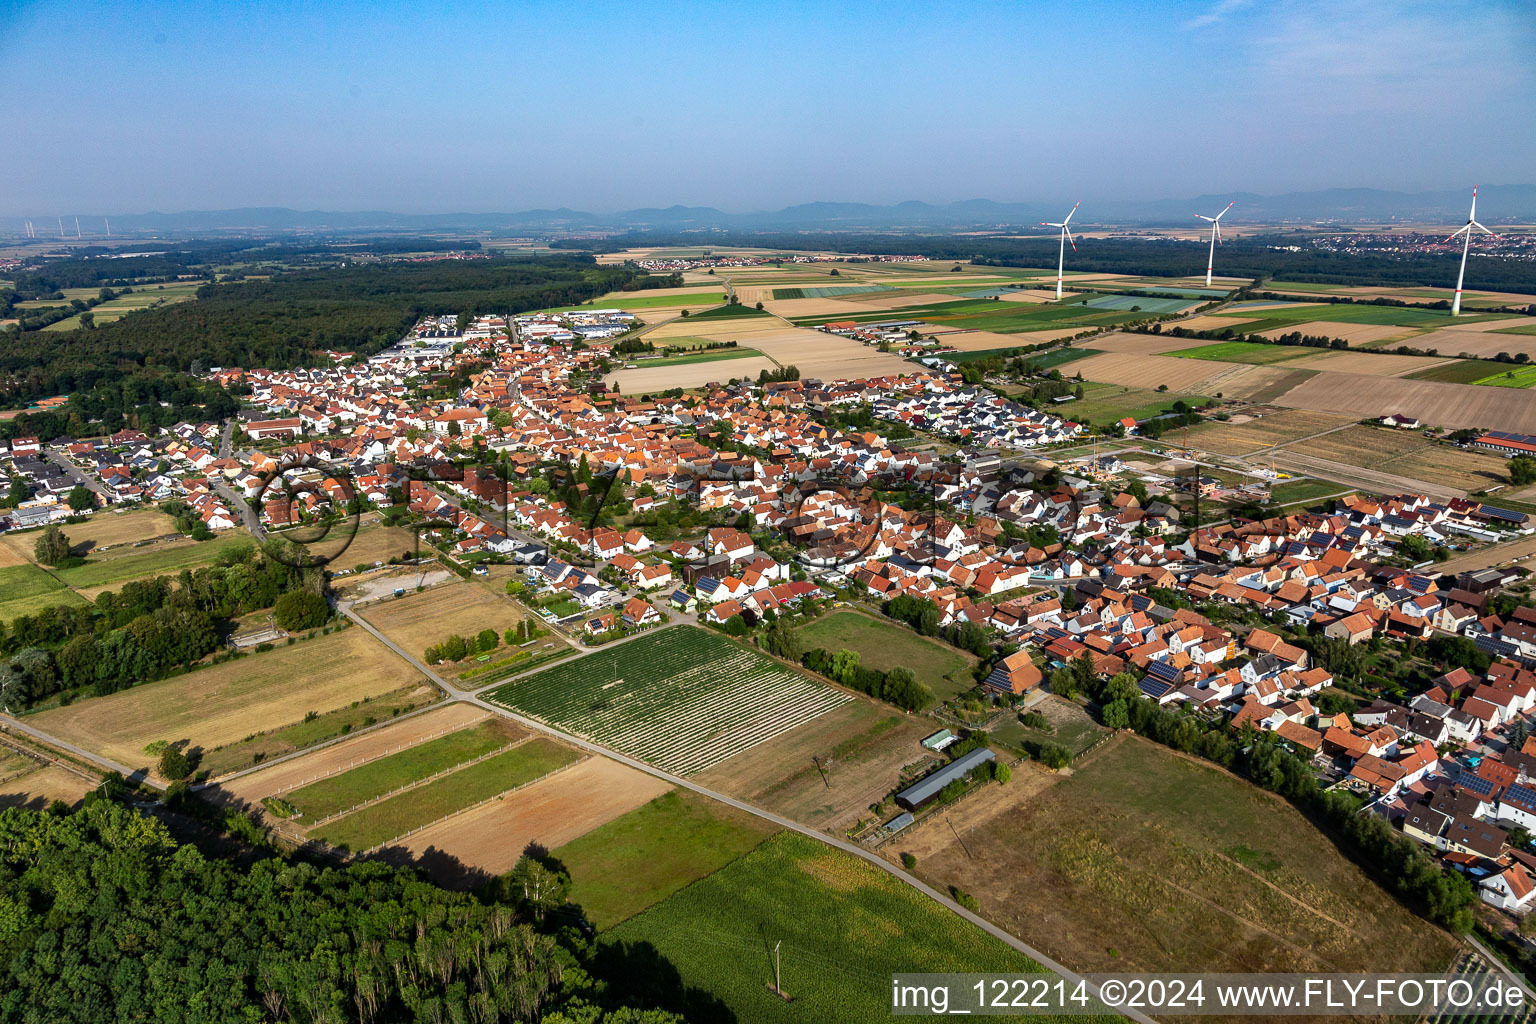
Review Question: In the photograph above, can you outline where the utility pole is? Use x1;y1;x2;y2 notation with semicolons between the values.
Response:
947;816;973;860
812;755;829;789
773;940;783;998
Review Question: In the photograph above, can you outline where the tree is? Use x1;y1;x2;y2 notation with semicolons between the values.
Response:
78;312;95;329
34;525;71;565
157;746;192;780
1510;456;1536;486
507;854;568;924
273;589;328;631
66;485;94;512
476;627;499;652
1102;699;1130;730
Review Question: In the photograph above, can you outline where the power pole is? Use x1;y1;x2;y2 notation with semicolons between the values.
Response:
773;940;783;997
812;755;829;789
947;816;973;860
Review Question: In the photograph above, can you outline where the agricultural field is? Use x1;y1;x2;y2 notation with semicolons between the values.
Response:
329;522;421;569
1058;382;1207;425
796;610;973;701
1404;359;1518;385
486;627;851;776
1180;409;1356;456
360;580;555;676
27;626;427;774
0;508;177;560
1267;477;1355;508
382;755;671;887
625;347;763;369
1206;302;1511;332
313;737;580;852
1169;341;1315;365
891;737;1459;977
213;702;488;806
0;763;100;811
40;281;201;330
553;789;779;928
1271;370;1536;435
0;563;86;622
1267;424;1512;495
283;718;524;821
694;700;933;831
788;294;1145;334
1471;363;1536;389
604;832;1058;1024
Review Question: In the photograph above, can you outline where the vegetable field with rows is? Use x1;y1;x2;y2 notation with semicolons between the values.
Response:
486;627;850;775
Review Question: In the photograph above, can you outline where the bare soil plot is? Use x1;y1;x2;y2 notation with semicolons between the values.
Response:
0;765;99;810
1436;533;1536;574
694;699;932;832
939;330;1044;352
376;754;671;888
1271;370;1536;434
27;626;424;775
360;580;537;674
1278;350;1455;376
1254;321;1419;347
213;702;489;807
891;736;1458;976
1409;328;1536;361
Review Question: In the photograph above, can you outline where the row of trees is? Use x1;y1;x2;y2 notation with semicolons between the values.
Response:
424;627;503;665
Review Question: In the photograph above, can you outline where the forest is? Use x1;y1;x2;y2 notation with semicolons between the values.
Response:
0;801;683;1023
0;257;674;407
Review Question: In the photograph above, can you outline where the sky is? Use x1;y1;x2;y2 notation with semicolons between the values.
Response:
4;0;1534;215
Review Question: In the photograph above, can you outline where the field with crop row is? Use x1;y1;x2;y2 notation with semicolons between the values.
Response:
487;627;851;775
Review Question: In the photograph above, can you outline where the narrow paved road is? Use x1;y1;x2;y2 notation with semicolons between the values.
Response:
45;450;107;499
340;601;1153;1023
0;714;158;790
213;477;266;540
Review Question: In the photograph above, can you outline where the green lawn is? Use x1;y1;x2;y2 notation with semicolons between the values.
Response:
1168;341;1310;365
313;739;580;851
1492;323;1536;336
988;698;1105;758
796;610;973;701
553;789;779;928
285;720;518;820
603;832;1061;1024
1402;359;1515;384
627;347;763;368
1472;364;1536;389
0;563;85;622
1268;478;1354;507
54;532;255;590
1065;383;1207;425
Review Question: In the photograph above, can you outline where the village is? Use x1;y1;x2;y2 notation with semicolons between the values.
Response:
6;306;1536;943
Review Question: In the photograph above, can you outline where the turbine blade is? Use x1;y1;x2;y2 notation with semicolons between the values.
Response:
1041;221;1064;227
1472;220;1498;238
1214;201;1235;221
1195;214;1214;222
1065;226;1077;252
1215;221;1223;245
1063;201;1079;225
1445;225;1472;242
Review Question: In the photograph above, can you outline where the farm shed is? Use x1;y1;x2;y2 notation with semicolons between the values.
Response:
895;748;996;811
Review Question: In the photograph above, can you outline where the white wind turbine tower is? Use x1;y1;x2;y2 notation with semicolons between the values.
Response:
1040;202;1080;299
1194;201;1234;287
1447;187;1498;316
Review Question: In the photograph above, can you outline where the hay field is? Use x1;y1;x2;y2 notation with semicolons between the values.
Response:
0;508;179;566
378;755;673;887
28;627;425;772
1278;351;1454;376
361;581;538;669
1182;410;1356;456
1254;321;1417;347
1271;371;1536;433
607;357;779;393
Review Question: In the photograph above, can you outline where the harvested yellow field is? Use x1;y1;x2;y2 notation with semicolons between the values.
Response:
1279;351;1454;376
1271;372;1536;433
360;581;545;674
1073;351;1228;390
1255;322;1418;347
0;508;179;565
606;357;779;393
1001;327;1090;346
940;330;1038;352
1174;315;1256;332
643;320;918;380
0;765;99;810
27;627;427;772
1182;410;1356;456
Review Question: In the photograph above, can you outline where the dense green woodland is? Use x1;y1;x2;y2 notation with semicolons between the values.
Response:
0;803;682;1024
600;232;1536;294
0;258;676;407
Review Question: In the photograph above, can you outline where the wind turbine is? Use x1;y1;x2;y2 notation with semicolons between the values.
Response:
1194;201;1234;287
1447;187;1498;316
1040;202;1079;300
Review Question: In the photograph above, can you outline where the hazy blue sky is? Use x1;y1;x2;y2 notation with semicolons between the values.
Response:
4;0;1533;214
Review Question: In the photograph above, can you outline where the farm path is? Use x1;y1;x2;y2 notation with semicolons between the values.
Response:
339;600;1159;1024
0;714;150;789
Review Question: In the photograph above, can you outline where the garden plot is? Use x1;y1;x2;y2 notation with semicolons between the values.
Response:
486;627;851;776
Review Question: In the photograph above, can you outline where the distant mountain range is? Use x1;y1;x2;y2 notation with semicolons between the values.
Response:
9;186;1536;236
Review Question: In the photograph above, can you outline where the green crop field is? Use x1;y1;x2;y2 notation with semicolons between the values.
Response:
1209;303;1512;333
285;719;520;820
1472;364;1536;389
796;610;972;702
1078;293;1199;314
604;832;1065;1024
1168;341;1310;365
0;563;85;622
948;344;1095;368
312;738;580;851
1492;323;1536;336
1268;478;1354;507
1402;359;1512;384
788;295;1144;333
1065;383;1206;425
771;285;895;299
554;789;779;929
486;627;850;776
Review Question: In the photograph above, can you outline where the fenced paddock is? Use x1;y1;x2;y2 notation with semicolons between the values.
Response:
486;626;851;775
